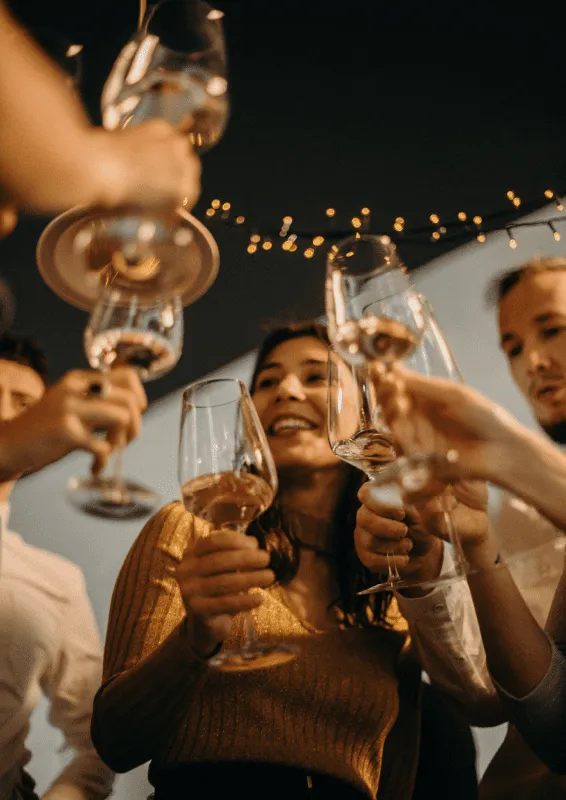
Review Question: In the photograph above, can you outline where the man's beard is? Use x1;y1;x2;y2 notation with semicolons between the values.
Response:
540;417;566;444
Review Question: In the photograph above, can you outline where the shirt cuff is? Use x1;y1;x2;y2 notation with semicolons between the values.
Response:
394;545;458;623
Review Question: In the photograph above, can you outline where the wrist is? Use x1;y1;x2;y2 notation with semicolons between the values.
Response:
462;530;500;570
182;616;222;661
87;130;130;209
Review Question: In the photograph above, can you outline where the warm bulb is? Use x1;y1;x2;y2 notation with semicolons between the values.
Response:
313;236;325;246
473;216;483;226
430;213;440;224
247;244;257;254
211;199;221;209
458;211;467;222
326;208;336;217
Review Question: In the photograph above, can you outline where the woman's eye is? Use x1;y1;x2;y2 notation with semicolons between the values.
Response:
542;326;566;340
506;344;522;359
256;377;277;389
306;373;327;384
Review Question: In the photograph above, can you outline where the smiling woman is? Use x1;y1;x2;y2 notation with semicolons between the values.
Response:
91;321;498;799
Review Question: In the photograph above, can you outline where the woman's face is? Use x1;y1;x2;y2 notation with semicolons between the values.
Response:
252;336;341;471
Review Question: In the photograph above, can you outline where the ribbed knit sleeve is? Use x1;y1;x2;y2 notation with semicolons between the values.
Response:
91;502;210;772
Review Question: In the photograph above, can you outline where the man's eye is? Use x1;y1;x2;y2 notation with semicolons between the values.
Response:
507;344;522;359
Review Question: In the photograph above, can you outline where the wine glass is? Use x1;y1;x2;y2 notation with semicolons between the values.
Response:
327;346;404;584
37;1;225;314
357;298;470;593
102;0;229;152
179;378;298;672
66;288;183;519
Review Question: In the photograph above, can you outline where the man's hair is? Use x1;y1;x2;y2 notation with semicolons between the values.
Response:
0;333;49;386
488;256;566;306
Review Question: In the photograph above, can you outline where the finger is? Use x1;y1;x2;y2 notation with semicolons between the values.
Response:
75;436;111;475
192;531;259;556
179;548;271;579
188;592;265;617
356;506;408;540
75;398;134;443
358;549;410;573
183;569;276;598
356;526;414;556
101;385;143;442
358;482;405;519
107;367;147;412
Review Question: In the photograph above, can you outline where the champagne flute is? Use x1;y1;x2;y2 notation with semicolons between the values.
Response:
179;378;298;672
327;346;403;585
66;288;183;519
357;299;469;593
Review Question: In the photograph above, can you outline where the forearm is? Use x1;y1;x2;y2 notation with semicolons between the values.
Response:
464;534;554;698
91;620;209;772
0;6;116;212
489;428;566;533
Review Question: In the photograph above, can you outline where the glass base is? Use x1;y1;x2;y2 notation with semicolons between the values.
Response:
66;475;159;520
358;568;467;596
208;643;298;673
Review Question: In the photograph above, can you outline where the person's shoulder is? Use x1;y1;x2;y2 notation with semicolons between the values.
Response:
133;501;208;563
6;532;86;600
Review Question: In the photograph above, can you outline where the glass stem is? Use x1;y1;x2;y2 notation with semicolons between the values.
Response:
243;611;257;649
113;447;125;489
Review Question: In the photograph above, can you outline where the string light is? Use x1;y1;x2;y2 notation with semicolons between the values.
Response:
351;217;362;229
545;190;554;199
507;229;517;249
473;215;485;243
250;233;261;243
506;190;515;201
473;215;483;226
557;198;565;212
477;232;486;243
431;231;441;240
262;238;273;250
326;208;336;217
211;199;221;209
247;244;257;254
512;197;522;208
235;216;246;224
304;247;315;259
430;213;440;225
393;216;405;233
458;211;467;222
221;202;231;211
313;236;325;246
205;208;215;217
361;207;371;216
549;222;561;242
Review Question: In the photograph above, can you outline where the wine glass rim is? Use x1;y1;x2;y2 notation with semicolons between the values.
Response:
362;287;422;313
182;377;246;408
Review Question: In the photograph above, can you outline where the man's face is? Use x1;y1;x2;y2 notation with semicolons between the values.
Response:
499;270;566;440
0;359;45;498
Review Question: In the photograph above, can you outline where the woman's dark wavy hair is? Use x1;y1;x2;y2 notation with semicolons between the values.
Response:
247;322;393;628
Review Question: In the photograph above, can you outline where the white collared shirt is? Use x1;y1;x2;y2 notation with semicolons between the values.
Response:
0;503;114;799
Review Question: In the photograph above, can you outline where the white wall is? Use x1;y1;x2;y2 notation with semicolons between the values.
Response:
13;204;565;794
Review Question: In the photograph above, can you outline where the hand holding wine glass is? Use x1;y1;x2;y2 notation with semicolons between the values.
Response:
178;377;298;671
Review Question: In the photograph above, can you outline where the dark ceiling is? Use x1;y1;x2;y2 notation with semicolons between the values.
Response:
1;0;564;402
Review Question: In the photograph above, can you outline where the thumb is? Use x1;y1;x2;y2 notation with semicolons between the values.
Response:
85;439;111;476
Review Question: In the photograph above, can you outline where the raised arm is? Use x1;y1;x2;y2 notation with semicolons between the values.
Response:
0;1;200;216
